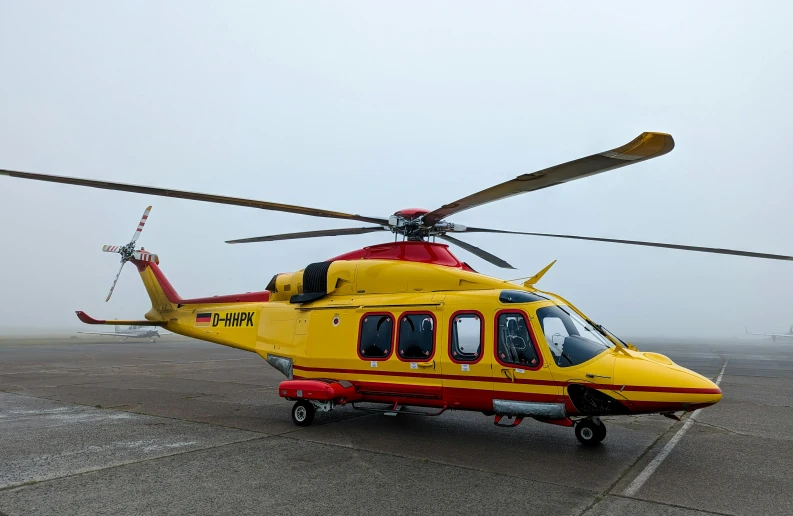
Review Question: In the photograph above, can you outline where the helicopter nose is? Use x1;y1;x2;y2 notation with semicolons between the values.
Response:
613;352;722;414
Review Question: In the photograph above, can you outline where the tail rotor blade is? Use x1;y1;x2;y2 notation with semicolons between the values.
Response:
131;206;152;243
106;261;126;302
133;250;159;263
102;245;121;253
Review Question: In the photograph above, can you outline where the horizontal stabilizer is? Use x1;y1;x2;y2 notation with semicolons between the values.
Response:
75;311;165;326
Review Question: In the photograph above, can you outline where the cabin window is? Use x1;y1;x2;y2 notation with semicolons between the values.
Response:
397;313;435;361
496;312;541;368
359;313;394;360
450;312;483;363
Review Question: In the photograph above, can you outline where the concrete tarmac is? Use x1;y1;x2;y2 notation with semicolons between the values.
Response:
0;336;791;515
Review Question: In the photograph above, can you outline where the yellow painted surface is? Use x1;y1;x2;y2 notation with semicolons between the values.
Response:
132;258;721;413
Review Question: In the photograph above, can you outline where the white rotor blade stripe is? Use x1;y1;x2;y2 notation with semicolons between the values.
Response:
106;261;126;302
102;245;121;253
133;251;159;263
132;206;152;242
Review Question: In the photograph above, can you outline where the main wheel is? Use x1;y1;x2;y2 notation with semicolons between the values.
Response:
595;421;607;442
291;400;315;427
575;418;605;446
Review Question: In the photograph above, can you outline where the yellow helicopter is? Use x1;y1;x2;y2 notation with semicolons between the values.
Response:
3;132;789;445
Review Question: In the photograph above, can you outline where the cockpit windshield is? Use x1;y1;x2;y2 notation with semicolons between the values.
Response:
536;305;614;367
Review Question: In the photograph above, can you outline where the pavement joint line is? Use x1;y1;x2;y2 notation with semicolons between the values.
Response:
145;374;278;389
0;435;270;494
579;415;680;514
692;419;793;441
692;420;751;437
608;493;736;516
573;493;607;516
0;391;279;436
621;359;728;498
272;431;599;496
6;388;377;436
0;367;280;390
0;357;260;374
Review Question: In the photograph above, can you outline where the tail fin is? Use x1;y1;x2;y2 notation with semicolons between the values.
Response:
132;259;270;315
133;260;178;316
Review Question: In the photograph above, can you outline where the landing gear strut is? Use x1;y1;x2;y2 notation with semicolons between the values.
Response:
575;417;606;446
291;400;315;427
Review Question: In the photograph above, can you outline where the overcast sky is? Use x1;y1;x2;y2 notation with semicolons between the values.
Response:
1;2;791;338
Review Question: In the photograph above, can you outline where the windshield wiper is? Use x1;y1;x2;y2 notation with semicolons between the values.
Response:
586;319;629;349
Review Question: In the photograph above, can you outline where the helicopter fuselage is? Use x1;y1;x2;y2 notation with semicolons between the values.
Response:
134;242;722;427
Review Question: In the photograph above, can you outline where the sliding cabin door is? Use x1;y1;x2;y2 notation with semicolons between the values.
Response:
441;309;493;410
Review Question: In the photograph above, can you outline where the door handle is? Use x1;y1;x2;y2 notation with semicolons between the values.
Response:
418;361;435;369
501;368;515;382
586;373;611;379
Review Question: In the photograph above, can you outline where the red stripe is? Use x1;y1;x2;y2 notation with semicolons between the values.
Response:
135;262;270;304
291;364;721;395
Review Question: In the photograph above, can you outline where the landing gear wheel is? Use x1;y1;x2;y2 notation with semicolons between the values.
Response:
291;400;315;427
575;418;605;446
595;421;607;442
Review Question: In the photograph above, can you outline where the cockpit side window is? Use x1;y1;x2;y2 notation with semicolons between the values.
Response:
495;311;541;368
359;313;394;360
537;305;613;367
397;312;436;361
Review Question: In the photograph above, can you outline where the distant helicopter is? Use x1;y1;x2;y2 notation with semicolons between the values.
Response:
4;132;790;446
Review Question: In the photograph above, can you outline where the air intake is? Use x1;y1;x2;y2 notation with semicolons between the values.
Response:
290;261;333;304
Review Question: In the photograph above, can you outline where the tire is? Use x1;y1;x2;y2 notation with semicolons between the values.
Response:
595;421;607;442
292;400;315;427
575;419;604;446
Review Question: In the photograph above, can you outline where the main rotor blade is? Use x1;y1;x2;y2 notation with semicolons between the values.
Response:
0;169;388;225
460;227;793;261
438;234;515;269
131;205;152;243
106;261;126;302
423;132;674;226
226;226;387;244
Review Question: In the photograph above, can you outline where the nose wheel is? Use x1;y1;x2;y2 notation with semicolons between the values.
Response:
291;400;315;427
575;417;607;446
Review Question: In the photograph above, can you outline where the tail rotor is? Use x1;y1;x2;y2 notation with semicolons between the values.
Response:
102;206;158;302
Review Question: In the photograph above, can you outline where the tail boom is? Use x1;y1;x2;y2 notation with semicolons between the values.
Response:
129;259;270;352
133;260;270;306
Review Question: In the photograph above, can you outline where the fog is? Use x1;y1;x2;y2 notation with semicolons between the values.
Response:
1;2;791;338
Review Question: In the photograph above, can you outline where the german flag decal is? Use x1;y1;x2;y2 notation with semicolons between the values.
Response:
195;312;212;327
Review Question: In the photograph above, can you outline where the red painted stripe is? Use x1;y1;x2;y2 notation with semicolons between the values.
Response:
135;261;270;304
290;376;719;414
291;364;721;395
292;376;572;409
